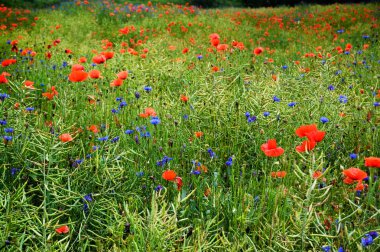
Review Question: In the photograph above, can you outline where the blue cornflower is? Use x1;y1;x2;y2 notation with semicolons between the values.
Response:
6;40;11;44
362;35;369;39
86;154;92;159
338;247;345;252
191;170;201;175
273;95;281;102
288;102;296;107
83;203;89;213
72;159;84;167
263;111;270;117
91;63;97;67
83;193;93;202
157;156;173;167
26;107;34;112
320;117;329;124
357;50;363;55
150;117;161;125
135;91;140;99
339;95;348;104
4;128;14;133
282;65;288;70
0;119;6;125
125;129;134;135
119;101;127;108
247;116;257;123
98;136;109;141
368;231;378;239
344;51;350;55
116;97;123;102
111;108;119;114
197;54;203;60
141;132;151;137
337;29;344;34
0;93;10;101
3;136;12;141
62;61;68;67
245;112;250;118
11;167;20;176
134;135;139;144
154;185;163;192
321;245;331;252
361;234;373;247
136;171;144;177
374;102;379;107
207;148;216;158
225;157;233;166
350;153;358;159
144;86;152;92
183;114;189;120
328;85;335;91
335;70;342;75
111;136;120;143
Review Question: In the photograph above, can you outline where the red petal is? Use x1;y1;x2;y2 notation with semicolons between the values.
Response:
295;124;318;138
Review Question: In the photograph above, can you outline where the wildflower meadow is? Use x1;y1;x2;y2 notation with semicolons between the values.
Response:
0;0;379;251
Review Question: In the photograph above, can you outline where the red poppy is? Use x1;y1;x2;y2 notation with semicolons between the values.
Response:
101;51;114;60
42;86;58;100
295;124;318;138
312;171;323;179
260;139;284;157
175;177;183;190
271;171;287;178
69;71;88;82
59;133;73;143
180;94;189;102
1;59;17;67
117;71;128;80
0;74;8;84
364;157;380;168
304;130;325;143
24;80;35;89
342;167;368;181
78;57;87;63
72;64;84;71
110;78;123;87
55;225;69;234
295;140;316;152
145;107;157;116
194;131;204;138
92;55;106;64
89;69;101;79
162;170;177;181
87;125;99;133
253;47;264;55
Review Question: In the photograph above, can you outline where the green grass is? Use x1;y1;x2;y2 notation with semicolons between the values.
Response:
0;1;379;251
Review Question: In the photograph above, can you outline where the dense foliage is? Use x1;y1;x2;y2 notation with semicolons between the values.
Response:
0;0;379;251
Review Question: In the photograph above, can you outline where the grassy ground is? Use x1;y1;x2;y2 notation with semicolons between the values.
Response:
0;1;379;251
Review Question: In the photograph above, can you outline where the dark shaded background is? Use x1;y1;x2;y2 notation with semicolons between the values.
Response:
0;0;378;9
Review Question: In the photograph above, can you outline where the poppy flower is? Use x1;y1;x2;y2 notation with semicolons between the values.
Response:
0;74;8;84
194;131;204;138
295;124;318;138
364;157;380;168
145;107;157;116
92;55;106;64
342;168;368;181
253;47;264;55
87;125;99;133
260;139;284;157
180;94;189;102
78;57;87;63
89;69;101;79
162;170;177;181
55;225;69;234
101;51;114;60
59;133;73;143
117;71;128;80
24;80;35;89
295;140;316;152
1;59;17;67
71;64;84;71
175;177;183;190
271;171;287;178
69;71;88;82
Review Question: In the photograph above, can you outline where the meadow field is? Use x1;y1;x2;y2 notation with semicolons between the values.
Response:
0;0;379;251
